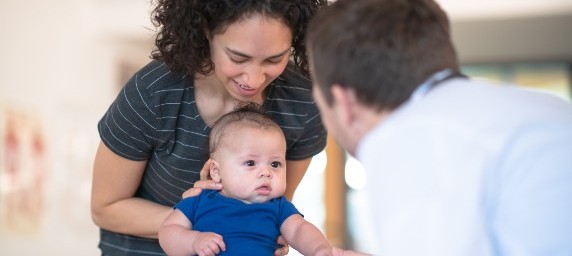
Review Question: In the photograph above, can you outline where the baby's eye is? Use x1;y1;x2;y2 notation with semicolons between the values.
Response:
244;160;255;167
271;161;282;168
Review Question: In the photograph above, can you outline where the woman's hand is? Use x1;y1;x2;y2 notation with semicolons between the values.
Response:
182;159;223;198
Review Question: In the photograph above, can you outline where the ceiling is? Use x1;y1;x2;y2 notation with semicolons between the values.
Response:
435;0;572;21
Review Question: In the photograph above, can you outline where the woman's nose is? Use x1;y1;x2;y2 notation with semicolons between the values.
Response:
244;65;265;89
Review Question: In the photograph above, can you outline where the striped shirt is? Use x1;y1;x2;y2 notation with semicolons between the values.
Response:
97;60;327;255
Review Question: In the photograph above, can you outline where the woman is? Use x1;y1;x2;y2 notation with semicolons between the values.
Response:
91;0;328;255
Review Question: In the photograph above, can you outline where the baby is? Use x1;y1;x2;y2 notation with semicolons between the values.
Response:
159;105;355;256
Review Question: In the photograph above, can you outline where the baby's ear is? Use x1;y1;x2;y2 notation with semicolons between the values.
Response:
209;159;222;183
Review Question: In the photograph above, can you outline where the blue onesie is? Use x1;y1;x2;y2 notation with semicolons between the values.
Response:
175;189;302;255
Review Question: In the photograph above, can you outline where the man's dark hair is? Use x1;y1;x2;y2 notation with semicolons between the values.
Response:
307;0;459;111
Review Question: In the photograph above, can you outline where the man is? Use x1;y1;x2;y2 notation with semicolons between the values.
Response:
306;0;572;255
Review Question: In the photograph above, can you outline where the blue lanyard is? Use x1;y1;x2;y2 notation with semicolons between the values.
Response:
410;69;467;102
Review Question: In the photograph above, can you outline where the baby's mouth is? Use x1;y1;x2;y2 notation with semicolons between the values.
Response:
256;185;271;195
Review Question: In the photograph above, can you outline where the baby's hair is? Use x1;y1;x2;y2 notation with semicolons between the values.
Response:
209;103;283;155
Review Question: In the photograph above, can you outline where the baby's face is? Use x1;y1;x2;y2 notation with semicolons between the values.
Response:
213;123;287;204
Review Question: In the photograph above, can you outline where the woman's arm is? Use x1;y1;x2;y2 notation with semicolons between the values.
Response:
90;141;172;238
285;158;313;200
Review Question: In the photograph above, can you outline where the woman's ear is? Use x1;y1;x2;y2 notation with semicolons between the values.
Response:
209;159;222;183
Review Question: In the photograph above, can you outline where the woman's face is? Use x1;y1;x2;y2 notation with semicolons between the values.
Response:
208;14;292;103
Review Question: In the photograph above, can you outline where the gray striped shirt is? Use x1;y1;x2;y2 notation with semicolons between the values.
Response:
97;60;326;255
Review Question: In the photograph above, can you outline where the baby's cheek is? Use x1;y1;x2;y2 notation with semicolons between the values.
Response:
275;181;287;195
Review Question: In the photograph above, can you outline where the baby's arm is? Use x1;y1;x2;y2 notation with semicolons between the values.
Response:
280;214;335;256
281;214;371;256
159;209;226;256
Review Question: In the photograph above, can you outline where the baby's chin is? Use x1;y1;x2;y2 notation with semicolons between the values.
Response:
243;194;281;204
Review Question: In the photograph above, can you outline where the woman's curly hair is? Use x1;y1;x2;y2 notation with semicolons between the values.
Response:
151;0;328;77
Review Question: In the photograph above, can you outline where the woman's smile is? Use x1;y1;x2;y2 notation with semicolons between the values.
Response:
234;80;259;97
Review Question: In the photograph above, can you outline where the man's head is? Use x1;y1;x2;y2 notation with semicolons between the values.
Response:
208;104;287;204
308;0;458;110
307;0;459;154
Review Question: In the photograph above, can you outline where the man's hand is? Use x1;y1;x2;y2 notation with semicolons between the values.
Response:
182;159;223;198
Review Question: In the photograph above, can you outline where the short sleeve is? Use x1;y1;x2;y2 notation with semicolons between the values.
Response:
98;73;158;161
277;196;302;225
287;110;327;160
265;65;327;161
174;196;200;223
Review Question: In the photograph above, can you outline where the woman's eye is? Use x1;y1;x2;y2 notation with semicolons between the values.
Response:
244;160;255;167
266;58;282;64
271;161;282;168
230;58;247;64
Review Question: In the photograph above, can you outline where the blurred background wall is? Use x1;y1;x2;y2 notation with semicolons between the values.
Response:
0;0;571;255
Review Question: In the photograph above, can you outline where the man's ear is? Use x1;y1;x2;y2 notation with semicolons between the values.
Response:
209;159;222;183
330;84;359;126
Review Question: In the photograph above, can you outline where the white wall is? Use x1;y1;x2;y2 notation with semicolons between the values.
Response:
0;0;153;255
452;14;572;63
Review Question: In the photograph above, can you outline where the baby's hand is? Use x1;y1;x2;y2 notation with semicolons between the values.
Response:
332;247;372;256
316;246;371;256
192;232;226;256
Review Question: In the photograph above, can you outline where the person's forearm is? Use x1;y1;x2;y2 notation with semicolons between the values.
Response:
91;142;171;239
285;158;312;200
283;217;371;256
296;223;332;255
91;197;171;239
283;216;332;256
